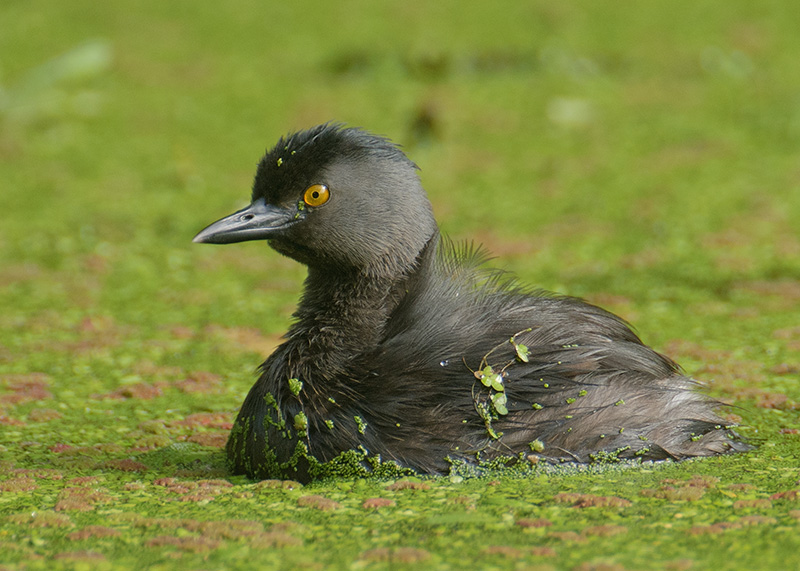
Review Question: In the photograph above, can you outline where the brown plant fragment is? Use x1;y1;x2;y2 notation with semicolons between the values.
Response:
682;475;720;488
187;432;228;447
9;468;63;480
68;526;121;540
175;371;223;394
49;443;74;453
100;382;165;400
196;479;233;488
482;546;522;557
516;518;553;528
204;520;264;540
55;486;112;512
54;498;94;512
250;531;303;548
728;483;757;492
145;536;221;552
362;497;395;509
104;459;149;472
297;494;341;511
7;511;72;527
385;480;431;491
641;486;704;501
733;499;772;509
774;325;800;340
176;412;234;429
0;478;37;492
28;408;62;422
772;363;800;375
583;524;628;537
158;519;263;540
254;479;303;490
661;340;731;365
553;493;632;508
547;531;585;542
771;490;800;501
359;547;431;563
0;414;24;426
481;545;557;558
0;373;52;405
741;389;790;410
159;479;232;493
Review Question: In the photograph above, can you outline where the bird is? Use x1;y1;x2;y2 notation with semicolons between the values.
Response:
193;123;746;482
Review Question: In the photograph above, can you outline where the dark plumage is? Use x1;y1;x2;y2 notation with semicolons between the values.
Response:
193;123;746;482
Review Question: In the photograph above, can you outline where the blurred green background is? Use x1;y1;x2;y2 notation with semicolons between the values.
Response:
2;1;800;569
2;1;799;335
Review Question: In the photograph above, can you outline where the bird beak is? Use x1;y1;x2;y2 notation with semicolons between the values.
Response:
192;198;296;244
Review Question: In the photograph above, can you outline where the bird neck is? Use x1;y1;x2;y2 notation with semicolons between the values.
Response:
286;233;437;363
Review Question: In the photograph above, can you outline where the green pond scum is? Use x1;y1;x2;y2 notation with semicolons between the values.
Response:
2;1;800;569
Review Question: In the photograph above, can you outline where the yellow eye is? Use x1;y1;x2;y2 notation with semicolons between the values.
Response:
303;184;330;207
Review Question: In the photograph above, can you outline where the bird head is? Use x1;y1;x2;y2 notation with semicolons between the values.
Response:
193;124;437;273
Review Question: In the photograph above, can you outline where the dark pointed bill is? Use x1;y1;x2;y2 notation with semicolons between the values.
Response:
192;198;296;244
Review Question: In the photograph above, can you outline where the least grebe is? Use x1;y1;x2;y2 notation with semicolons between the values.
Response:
194;124;745;482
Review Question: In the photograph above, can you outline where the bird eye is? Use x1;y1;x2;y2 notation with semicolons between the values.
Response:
303;184;330;207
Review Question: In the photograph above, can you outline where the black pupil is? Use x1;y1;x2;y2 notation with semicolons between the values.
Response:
312;191;319;199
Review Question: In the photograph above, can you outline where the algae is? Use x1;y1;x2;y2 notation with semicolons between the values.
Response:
1;1;800;569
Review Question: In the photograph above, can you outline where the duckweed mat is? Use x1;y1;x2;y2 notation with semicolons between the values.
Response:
2;1;799;569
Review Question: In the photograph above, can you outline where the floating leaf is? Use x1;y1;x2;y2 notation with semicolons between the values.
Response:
486;425;502;439
489;375;504;392
293;412;308;431
354;416;368;435
288;377;303;397
515;343;530;362
479;366;496;387
476;402;492;423
529;439;545;452
491;393;508;415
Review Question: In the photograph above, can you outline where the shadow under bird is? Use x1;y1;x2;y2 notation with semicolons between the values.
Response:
193;123;746;482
